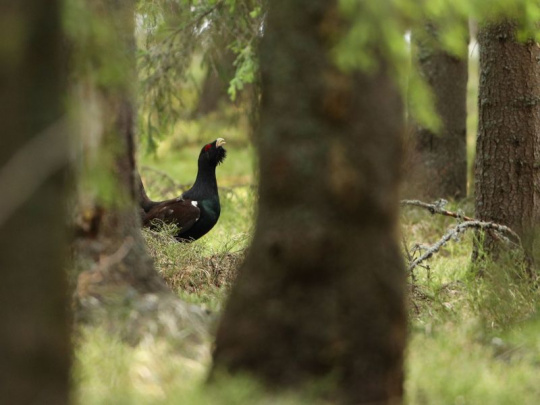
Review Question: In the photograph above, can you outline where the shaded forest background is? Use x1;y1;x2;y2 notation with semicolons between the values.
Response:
3;0;540;404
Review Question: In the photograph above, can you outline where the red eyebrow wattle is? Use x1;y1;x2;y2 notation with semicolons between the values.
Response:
204;144;212;151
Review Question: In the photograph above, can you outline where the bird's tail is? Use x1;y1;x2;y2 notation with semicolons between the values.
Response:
136;170;156;212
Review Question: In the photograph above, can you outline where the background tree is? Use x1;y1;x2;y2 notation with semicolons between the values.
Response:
474;19;540;263
212;1;406;402
194;45;236;117
0;0;71;403
407;21;469;199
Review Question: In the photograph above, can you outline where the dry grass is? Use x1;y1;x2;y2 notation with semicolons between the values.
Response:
142;224;245;312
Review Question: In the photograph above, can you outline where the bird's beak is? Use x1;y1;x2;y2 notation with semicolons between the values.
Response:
216;138;226;148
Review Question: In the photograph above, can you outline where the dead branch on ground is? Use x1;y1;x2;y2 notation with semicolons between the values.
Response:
402;199;522;273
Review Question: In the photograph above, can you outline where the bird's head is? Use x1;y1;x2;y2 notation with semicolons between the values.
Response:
200;138;227;167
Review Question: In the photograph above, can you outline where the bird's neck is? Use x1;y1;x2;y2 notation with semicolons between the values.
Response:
184;164;218;200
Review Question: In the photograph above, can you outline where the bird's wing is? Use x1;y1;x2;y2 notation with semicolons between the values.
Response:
143;198;200;234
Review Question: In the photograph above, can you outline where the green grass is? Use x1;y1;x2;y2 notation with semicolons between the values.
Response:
407;319;540;405
403;198;540;404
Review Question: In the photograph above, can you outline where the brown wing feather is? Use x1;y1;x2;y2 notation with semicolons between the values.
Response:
143;198;200;234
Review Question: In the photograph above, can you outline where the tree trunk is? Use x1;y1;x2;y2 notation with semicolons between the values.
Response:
407;22;468;200
0;1;71;404
195;50;235;116
475;21;540;261
73;0;167;306
212;1;406;403
72;0;209;344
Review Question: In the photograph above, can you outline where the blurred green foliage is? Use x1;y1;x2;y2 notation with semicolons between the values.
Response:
227;41;258;101
64;0;141;206
64;0;540;151
135;0;263;152
130;0;540;145
64;0;135;92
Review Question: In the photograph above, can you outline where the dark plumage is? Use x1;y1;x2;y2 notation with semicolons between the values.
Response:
139;138;226;242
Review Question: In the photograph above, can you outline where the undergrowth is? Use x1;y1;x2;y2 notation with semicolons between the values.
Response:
403;200;540;404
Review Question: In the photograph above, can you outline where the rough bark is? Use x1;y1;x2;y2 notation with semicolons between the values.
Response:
0;1;71;404
212;1;406;403
407;22;468;200
475;21;540;261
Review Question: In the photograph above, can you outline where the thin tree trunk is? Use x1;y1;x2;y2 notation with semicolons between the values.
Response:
475;21;540;262
212;1;406;403
0;1;71;403
408;22;468;200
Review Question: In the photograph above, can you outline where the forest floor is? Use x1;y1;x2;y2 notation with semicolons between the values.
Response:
73;136;540;404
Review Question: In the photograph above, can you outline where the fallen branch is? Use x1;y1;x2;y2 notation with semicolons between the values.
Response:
407;220;521;272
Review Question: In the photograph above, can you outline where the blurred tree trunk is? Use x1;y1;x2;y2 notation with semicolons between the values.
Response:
73;0;208;342
474;21;540;263
0;1;71;404
195;49;235;116
407;22;468;200
73;0;167;311
212;1;406;403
